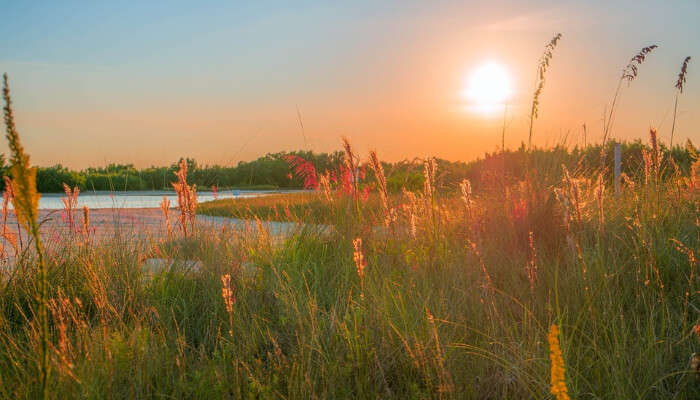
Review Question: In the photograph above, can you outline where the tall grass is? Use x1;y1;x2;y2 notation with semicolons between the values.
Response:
3;74;49;399
603;45;658;148
671;56;691;148
528;33;562;151
0;40;699;399
0;133;697;398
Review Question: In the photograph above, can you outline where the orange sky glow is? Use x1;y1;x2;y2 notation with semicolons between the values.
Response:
1;1;698;168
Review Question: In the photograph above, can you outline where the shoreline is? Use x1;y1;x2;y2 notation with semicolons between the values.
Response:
0;208;308;243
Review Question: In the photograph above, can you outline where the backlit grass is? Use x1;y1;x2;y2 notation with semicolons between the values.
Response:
0;134;697;398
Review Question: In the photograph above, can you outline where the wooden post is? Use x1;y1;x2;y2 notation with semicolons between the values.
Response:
614;142;621;196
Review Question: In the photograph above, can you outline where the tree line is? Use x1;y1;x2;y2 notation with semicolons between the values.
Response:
0;140;694;193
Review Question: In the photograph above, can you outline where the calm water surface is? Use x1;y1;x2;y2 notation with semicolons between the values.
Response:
33;190;282;210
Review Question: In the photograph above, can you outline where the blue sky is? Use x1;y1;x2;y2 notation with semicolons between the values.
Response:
0;0;698;167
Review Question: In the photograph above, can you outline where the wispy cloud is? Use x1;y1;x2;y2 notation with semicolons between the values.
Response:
478;5;588;33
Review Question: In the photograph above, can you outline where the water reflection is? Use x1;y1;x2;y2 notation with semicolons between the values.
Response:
27;190;281;210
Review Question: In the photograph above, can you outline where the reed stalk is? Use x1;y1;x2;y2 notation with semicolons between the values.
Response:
670;56;691;148
602;45;658;149
528;33;562;151
3;74;49;399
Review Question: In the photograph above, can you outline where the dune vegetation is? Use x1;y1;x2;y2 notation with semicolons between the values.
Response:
0;39;699;399
1;132;699;397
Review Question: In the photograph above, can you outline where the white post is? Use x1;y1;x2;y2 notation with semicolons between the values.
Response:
614;142;621;196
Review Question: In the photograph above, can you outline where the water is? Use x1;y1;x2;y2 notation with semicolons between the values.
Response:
32;189;283;210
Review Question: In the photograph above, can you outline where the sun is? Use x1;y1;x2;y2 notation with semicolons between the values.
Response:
462;62;513;115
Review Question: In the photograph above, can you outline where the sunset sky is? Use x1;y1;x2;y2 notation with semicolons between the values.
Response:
0;0;698;168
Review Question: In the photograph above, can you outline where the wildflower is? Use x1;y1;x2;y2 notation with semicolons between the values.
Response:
284;155;318;190
340;165;354;197
548;324;570;400
361;186;370;202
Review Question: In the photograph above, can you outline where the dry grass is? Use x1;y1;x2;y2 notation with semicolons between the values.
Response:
603;45;658;147
671;56;692;147
528;33;562;150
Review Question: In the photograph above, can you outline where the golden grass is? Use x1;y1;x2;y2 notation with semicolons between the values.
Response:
3;73;49;399
528;33;562;150
548;324;570;400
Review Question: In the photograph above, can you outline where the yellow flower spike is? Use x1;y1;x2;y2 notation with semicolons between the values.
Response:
548;324;570;400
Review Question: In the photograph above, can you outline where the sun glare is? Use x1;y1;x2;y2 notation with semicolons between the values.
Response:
463;62;513;115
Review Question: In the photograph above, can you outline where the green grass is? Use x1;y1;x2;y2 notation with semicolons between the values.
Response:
0;150;698;398
199;192;326;222
199;192;386;226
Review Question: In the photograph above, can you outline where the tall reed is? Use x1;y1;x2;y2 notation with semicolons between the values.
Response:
160;196;171;237
342;138;358;197
368;150;393;226
528;33;562;150
670;56;691;148
423;157;438;238
0;177;17;258
172;159;197;236
602;45;658;148
220;273;235;335
81;205;90;241
62;183;79;234
3;73;49;399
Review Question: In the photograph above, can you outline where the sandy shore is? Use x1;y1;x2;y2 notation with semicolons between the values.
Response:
0;208;306;247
